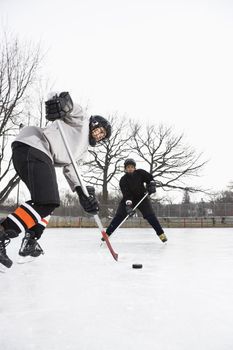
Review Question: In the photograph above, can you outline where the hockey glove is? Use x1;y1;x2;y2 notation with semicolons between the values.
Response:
76;186;99;215
45;92;73;121
125;200;135;217
146;181;156;195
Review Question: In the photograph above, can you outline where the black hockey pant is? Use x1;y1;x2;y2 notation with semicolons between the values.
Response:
106;197;164;236
1;143;60;238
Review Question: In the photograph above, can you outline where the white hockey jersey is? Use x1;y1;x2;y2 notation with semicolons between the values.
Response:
13;104;90;191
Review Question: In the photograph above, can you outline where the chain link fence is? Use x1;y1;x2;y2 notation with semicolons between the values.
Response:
92;202;233;219
1;202;233;228
1;202;233;218
153;202;233;218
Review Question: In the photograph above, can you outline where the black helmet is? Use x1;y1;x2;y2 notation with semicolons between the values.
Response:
89;115;112;146
124;158;136;168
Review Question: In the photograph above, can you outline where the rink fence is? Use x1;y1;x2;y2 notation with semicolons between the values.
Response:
47;216;233;228
1;205;233;228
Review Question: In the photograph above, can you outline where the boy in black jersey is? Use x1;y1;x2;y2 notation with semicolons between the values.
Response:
105;158;167;242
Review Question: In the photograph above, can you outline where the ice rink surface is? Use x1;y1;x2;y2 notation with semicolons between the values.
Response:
1;227;233;350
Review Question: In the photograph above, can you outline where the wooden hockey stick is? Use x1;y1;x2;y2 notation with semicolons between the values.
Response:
57;120;118;261
101;193;149;243
114;193;149;233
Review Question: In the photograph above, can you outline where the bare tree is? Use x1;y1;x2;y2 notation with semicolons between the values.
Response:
0;32;42;203
182;188;191;204
83;114;133;202
130;123;208;193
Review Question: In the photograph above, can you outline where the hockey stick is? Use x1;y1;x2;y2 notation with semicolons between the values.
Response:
57;120;118;261
103;192;149;242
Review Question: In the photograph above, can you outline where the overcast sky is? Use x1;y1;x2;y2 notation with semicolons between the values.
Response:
1;0;233;201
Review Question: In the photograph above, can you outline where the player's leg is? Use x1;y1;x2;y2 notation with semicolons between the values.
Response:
138;197;167;242
102;201;127;240
18;214;51;257
0;144;59;268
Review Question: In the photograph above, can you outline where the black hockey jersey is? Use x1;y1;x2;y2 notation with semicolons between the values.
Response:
119;169;153;201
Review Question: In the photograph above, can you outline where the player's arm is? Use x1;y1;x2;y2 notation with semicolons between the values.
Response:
63;165;99;215
138;169;156;195
119;178;135;217
45;92;73;121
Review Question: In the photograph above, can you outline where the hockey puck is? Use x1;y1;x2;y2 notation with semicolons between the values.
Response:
132;264;143;269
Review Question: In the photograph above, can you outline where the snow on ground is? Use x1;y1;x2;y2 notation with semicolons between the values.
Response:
1;227;233;350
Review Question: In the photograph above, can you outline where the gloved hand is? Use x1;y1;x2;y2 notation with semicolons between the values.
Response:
146;181;156;195
125;200;135;217
76;186;99;215
45;91;73;121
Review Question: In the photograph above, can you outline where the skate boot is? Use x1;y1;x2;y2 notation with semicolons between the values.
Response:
19;231;44;257
158;233;168;243
0;224;18;268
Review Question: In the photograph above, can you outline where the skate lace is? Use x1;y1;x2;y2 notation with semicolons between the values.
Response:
0;238;10;253
35;241;43;252
24;237;43;252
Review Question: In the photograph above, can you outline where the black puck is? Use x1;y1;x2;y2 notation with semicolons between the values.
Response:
132;264;143;269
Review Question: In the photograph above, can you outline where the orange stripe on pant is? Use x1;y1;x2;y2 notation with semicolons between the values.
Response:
14;207;37;229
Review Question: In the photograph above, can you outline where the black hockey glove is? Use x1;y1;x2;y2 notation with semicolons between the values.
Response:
76;186;99;215
45;92;73;121
146;181;156;195
125;200;135;217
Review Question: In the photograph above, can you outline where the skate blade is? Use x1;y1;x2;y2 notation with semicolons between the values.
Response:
17;256;36;264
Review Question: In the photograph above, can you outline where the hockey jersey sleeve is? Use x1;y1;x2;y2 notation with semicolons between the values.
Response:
138;169;154;184
119;176;134;201
63;163;81;191
62;103;85;126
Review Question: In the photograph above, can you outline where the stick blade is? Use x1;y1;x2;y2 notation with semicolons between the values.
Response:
101;230;118;261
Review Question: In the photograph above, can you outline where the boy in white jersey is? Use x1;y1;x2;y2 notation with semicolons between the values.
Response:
0;92;111;269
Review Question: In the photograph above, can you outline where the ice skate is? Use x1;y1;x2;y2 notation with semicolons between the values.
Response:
158;233;168;243
0;224;18;270
18;231;44;259
0;236;12;270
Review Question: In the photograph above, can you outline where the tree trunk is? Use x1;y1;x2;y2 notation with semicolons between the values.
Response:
102;173;108;203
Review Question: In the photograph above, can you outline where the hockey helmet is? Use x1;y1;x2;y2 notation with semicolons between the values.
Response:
124;158;136;169
89;115;112;146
